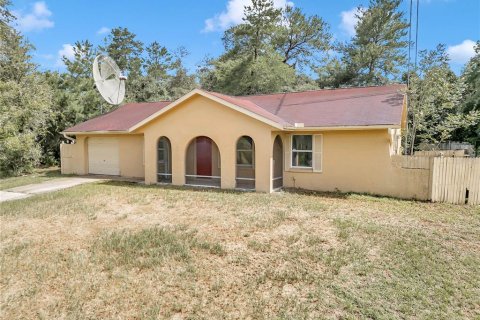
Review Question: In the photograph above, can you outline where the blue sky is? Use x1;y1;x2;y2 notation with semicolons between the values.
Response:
11;0;480;75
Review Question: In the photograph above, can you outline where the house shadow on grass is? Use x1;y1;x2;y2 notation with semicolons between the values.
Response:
93;180;424;204
95;180;250;196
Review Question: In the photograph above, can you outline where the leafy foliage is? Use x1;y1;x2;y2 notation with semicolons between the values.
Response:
318;0;408;87
0;7;52;175
451;41;480;152
406;45;480;152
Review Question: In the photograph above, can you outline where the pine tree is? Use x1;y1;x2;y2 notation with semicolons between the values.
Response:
321;0;409;87
274;6;331;71
223;0;281;61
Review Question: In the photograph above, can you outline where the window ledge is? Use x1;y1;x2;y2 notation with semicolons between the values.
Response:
287;167;323;173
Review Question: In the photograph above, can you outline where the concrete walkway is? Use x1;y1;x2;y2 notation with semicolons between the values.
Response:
0;177;103;203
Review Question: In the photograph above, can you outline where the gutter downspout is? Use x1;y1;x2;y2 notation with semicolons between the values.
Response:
62;132;76;144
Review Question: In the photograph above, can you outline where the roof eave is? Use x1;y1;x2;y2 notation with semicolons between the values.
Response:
61;130;130;135
283;124;400;131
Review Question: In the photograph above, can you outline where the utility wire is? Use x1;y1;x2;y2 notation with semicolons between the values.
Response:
407;0;413;87
414;0;420;70
405;0;414;155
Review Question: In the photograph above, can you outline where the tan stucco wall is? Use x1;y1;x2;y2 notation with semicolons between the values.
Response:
136;94;277;192
277;130;430;200
60;134;144;178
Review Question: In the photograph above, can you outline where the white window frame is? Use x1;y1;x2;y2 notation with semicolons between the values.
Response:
291;134;313;169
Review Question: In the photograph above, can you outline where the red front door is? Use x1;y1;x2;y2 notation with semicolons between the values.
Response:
196;137;212;176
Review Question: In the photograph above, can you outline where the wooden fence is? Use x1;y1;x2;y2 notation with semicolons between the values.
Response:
431;157;480;205
414;150;466;158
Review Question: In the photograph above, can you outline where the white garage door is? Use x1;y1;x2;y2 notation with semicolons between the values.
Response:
88;138;120;175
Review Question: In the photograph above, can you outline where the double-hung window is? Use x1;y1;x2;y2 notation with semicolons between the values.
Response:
291;135;313;168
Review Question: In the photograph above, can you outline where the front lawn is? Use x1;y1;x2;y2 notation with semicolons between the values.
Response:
1;181;479;319
0;167;62;190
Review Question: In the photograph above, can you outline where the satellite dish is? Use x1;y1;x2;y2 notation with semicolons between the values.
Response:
93;55;126;105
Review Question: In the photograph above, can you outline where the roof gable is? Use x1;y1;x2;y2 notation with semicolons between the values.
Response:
129;89;287;131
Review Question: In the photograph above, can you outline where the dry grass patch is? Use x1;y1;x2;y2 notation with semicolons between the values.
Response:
1;181;479;319
0;167;63;190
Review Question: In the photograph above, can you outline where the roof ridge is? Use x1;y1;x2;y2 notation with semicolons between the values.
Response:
278;91;404;108
234;84;405;98
204;89;291;126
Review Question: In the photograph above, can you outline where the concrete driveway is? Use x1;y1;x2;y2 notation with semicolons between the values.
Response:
0;177;103;203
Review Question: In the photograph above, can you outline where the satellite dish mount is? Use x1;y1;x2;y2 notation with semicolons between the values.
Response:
93;55;126;105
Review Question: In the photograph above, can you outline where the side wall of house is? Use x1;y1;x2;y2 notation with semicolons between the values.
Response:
60;134;145;178
137;95;276;192
277;130;430;200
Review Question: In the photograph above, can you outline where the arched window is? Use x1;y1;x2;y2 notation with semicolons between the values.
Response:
237;136;254;166
236;136;255;190
157;137;172;183
272;135;283;190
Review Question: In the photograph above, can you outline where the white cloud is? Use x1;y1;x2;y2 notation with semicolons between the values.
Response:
339;7;364;37
202;0;294;32
97;26;110;35
447;39;476;64
56;44;75;67
13;1;54;32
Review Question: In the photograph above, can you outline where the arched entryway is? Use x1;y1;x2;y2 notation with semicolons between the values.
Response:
185;136;221;187
236;136;255;190
272;135;283;190
157;137;172;183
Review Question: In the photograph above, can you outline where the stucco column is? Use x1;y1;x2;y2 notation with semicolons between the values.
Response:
171;137;185;186
219;139;236;189
75;135;88;175
144;133;156;184
254;134;273;193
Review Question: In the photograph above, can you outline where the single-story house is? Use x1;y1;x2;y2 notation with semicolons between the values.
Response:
61;84;418;197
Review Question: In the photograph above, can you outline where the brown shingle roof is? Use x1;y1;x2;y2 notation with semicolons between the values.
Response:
64;101;170;132
239;84;405;127
64;85;405;133
206;90;291;126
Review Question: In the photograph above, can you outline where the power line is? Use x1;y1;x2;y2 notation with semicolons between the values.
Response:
407;0;413;87
414;0;419;70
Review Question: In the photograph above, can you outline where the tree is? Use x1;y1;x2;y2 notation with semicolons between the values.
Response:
137;41;173;102
199;0;316;95
167;47;197;99
274;6;331;71
351;0;408;84
63;40;96;78
62;40;108;120
322;0;408;87
99;27;143;75
99;27;145;102
0;3;52;175
144;41;172;79
200;52;295;95
451;41;480;153
223;0;281;61
406;45;479;153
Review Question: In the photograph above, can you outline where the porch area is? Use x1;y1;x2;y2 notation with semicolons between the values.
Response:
150;134;284;192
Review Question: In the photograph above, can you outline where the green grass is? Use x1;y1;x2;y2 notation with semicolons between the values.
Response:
1;180;479;319
0;167;63;190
